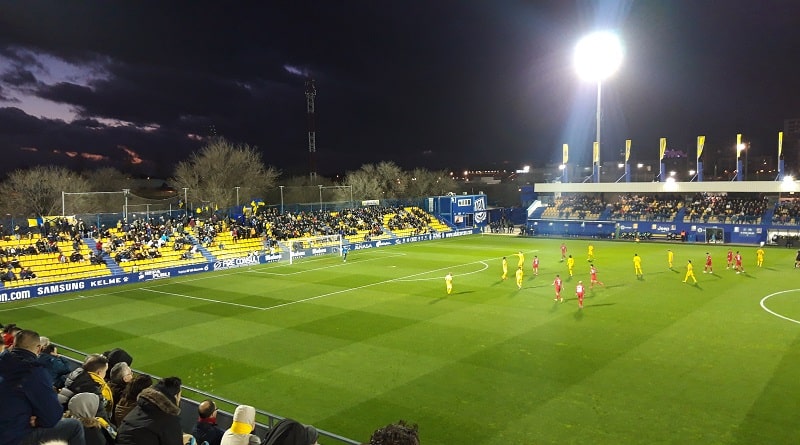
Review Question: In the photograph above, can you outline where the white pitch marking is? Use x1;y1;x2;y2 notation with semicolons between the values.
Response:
760;289;800;325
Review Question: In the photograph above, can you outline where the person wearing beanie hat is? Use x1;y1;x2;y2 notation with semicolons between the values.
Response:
67;392;115;445
221;405;260;445
116;376;196;445
261;418;320;445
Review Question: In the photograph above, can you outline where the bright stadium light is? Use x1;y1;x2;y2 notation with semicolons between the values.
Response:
574;31;624;183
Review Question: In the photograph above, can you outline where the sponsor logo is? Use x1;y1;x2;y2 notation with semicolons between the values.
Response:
376;241;392;247
0;290;32;302
264;254;281;263
89;277;125;287
312;248;327;255
138;270;171;281
354;244;373;250
457;198;472;207
37;282;86;296
176;266;207;274
214;255;261;270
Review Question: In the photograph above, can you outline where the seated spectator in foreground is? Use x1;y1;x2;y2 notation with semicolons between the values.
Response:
221;405;261;445
192;400;225;445
113;373;153;426
116;376;195;445
104;347;133;372
59;354;113;420
261;418;319;445
2;323;20;349
367;420;420;445
0;329;85;445
36;340;72;389
67;392;115;445
108;362;134;414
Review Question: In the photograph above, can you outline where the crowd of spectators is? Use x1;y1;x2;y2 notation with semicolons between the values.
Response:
684;193;769;223
773;198;800;224
0;322;421;445
554;195;607;219
609;194;683;221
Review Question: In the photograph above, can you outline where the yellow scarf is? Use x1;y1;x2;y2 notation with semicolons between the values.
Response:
230;420;253;434
88;372;113;406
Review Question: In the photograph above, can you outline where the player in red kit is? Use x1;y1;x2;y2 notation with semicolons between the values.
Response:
532;255;539;275
576;281;585;309
704;252;713;273
552;274;563;302
589;264;604;288
734;251;744;273
560;243;567;262
726;249;733;269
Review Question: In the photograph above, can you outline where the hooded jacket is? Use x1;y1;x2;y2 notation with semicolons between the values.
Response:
115;387;184;445
0;348;66;445
262;418;319;445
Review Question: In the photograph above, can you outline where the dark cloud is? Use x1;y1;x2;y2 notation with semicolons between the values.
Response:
0;0;798;179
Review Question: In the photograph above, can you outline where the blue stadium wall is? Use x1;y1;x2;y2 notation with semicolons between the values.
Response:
526;219;767;244
429;194;488;229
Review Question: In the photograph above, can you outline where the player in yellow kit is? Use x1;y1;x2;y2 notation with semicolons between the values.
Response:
683;259;697;284
633;253;643;279
587;244;594;262
515;266;524;289
566;255;575;277
501;257;508;280
667;249;674;269
445;272;453;294
516;251;525;269
756;246;765;267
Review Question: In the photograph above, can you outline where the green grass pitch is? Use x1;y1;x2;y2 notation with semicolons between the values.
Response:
3;236;800;444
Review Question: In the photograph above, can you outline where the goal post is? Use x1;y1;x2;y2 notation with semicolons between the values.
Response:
286;234;344;264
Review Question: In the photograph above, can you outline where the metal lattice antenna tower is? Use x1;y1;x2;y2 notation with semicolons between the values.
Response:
305;78;317;182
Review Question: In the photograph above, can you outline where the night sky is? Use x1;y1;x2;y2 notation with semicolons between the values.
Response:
1;1;798;179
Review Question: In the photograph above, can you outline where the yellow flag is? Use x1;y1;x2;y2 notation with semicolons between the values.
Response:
697;136;705;160
27;218;38;227
625;139;631;163
593;142;599;163
736;133;743;159
779;131;783;157
659;138;666;160
562;144;569;164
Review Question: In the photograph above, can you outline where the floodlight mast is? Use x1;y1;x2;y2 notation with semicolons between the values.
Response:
574;31;623;183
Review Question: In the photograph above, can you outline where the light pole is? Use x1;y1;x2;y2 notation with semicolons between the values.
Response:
279;185;284;214
318;185;323;211
235;186;240;208
574;31;623;183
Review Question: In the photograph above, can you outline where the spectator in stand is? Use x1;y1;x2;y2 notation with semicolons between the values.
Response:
59;353;113;420
36;339;72;389
114;373;153;426
367;420;420;445
261;418;319;445
221;404;261;445
116;376;196;445
2;323;21;349
108;362;134;415
1;266;17;282
67;392;115;445
192;400;225;445
104;347;133;372
20;266;36;279
0;329;85;445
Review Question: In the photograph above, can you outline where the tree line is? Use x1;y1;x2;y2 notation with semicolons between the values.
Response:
0;138;458;218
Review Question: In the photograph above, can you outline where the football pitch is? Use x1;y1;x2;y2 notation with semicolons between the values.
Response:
3;235;800;444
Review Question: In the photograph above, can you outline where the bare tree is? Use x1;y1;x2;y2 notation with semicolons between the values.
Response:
406;168;457;198
344;166;382;201
172;138;280;212
0;166;91;217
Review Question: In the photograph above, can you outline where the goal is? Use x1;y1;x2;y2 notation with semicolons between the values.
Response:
285;234;344;264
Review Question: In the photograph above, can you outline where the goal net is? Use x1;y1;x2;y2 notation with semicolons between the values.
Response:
284;234;343;264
